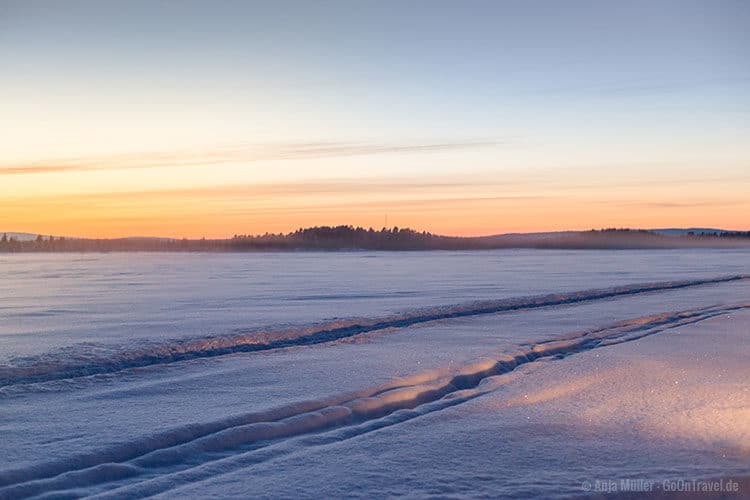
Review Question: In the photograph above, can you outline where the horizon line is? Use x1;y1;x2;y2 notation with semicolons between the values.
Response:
2;225;746;241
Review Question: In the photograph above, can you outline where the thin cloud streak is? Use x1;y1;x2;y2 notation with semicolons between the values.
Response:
3;176;521;204
0;141;502;175
625;200;746;209
535;76;750;98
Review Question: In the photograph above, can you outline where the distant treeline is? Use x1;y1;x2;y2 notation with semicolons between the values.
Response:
686;230;750;238
541;228;750;249
0;227;471;252
1;226;749;252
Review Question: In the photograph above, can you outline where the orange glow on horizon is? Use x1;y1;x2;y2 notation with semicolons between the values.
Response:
5;186;749;239
3;147;748;239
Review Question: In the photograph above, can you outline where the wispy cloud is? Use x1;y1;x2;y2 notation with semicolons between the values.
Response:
0;141;501;176
5;174;539;217
535;76;750;98
635;200;745;209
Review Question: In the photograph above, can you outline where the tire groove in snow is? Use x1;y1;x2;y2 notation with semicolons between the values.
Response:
1;275;746;388
1;301;748;499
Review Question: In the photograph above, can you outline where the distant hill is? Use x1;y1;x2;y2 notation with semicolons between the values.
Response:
118;236;174;242
478;231;579;242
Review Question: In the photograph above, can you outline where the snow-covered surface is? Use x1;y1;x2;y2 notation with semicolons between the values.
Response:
1;250;749;498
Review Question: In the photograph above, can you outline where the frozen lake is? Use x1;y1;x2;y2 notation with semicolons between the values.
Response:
1;250;749;498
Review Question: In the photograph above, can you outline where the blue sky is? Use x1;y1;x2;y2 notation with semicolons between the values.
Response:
1;0;748;236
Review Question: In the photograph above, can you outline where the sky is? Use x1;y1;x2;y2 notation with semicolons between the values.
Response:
1;0;748;238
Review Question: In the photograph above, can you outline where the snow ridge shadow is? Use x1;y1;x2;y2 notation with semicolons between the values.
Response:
1;302;747;498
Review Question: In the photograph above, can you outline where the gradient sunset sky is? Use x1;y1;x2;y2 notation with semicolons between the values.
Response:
2;0;748;238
